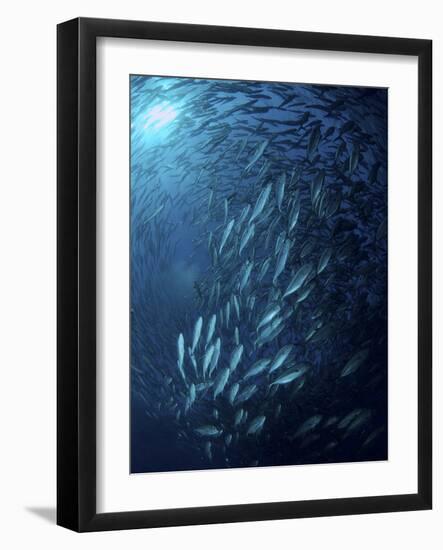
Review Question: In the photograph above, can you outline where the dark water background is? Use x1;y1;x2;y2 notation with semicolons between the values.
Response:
130;75;388;474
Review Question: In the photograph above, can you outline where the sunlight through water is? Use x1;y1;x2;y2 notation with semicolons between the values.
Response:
143;102;178;131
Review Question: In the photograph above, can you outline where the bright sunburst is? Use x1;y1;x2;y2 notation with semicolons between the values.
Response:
143;102;178;131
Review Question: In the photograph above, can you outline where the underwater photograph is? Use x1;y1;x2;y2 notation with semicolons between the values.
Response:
130;75;388;474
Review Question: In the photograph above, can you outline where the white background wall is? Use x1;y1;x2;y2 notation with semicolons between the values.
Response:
0;1;440;548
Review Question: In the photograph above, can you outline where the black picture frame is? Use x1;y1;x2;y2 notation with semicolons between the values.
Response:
57;17;432;532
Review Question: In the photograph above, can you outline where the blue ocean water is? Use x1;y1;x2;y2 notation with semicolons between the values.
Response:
130;75;388;474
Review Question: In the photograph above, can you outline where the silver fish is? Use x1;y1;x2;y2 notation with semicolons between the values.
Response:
206;314;217;347
239;260;253;293
225;301;231;328
257;316;283;343
228;382;240;405
349;143;360;174
229;344;244;372
257;304;280;330
293;415;323;438
245;358;271;379
338;409;364;429
143;203;165;225
194;425;222;437
191;316;203;354
187;383;196;410
177;333;185;372
283;263;313;298
271;366;307;386
219;218;235;254
296;282;315;303
188;348;198;377
250;183;272;224
245;139;269;172
288;200;301;232
307;125;321;159
273;239;291;283
269;345;293;373
275;173;285;211
247;415;266;436
317;248;332;274
223;197;228;224
232;294;240;320
239;223;255;255
202;344;215;378
238;204;251;225
311;171;325;205
257;257;271;282
213;367;230;399
234;409;244;426
237;384;257;403
341;349;369;377
209;337;221;376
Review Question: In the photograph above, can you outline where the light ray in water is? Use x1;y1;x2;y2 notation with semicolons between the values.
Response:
143;102;178;130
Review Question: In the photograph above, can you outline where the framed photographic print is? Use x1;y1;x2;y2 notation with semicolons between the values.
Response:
57;17;432;531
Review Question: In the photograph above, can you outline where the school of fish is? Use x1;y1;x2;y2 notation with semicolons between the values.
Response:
130;75;388;473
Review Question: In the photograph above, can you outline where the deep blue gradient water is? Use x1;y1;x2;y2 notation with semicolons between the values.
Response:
130;75;388;473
